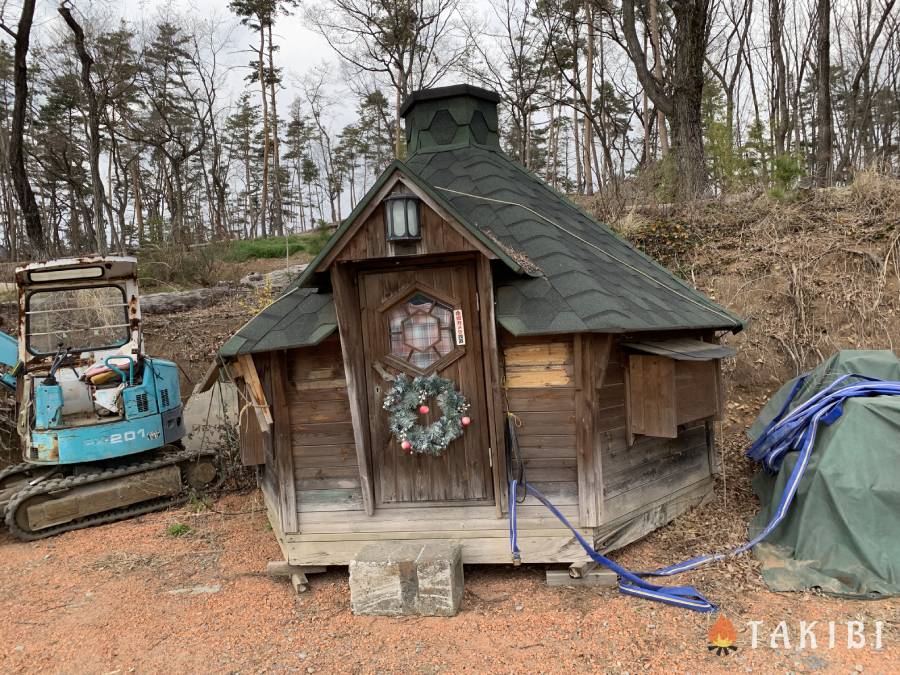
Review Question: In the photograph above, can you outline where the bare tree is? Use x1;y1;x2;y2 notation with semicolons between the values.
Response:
58;2;107;254
1;0;46;256
461;0;556;169
814;0;833;185
769;0;790;156
621;0;713;199
307;0;468;158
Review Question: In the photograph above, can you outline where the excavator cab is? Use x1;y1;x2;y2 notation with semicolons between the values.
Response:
15;256;184;463
0;256;216;540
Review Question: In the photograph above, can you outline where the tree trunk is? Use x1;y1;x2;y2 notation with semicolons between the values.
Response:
58;5;108;255
258;22;269;237
814;0;833;185
267;23;284;236
649;0;669;157
669;1;709;198
583;1;594;195
622;0;709;199
9;0;46;257
770;0;790;156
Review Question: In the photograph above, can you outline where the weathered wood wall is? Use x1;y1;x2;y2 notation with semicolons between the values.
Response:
330;200;479;263
285;336;365;514
260;328;713;562
598;346;712;522
236;377;267;467
501;334;579;510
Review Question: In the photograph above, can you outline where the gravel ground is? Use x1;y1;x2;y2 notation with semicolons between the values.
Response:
1;488;897;674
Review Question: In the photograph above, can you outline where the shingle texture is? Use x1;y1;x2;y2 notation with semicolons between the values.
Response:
218;287;336;357
220;146;741;357
405;146;742;335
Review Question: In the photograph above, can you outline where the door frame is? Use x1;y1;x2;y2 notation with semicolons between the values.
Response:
330;253;506;517
358;257;494;508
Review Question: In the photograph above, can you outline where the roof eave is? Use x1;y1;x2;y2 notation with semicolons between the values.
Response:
293;161;524;291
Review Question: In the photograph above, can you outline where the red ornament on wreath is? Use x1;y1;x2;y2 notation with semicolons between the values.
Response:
419;405;430;414
401;440;412;453
461;416;471;427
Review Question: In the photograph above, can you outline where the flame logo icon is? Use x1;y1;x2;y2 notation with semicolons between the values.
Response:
707;615;738;656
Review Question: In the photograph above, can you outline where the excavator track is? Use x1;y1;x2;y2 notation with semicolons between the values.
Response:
4;447;219;541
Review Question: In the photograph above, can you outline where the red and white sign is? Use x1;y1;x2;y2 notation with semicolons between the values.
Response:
453;309;466;346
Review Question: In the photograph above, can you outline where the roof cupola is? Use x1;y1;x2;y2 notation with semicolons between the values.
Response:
400;85;502;156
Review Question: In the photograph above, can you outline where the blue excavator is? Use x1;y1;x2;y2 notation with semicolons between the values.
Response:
0;256;217;540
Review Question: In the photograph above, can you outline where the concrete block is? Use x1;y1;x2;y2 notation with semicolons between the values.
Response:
349;543;421;616
349;541;464;617
414;542;464;617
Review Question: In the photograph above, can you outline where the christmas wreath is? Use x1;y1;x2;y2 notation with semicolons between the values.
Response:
383;373;471;456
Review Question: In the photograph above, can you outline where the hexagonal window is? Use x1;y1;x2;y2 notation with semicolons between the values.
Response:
388;292;455;370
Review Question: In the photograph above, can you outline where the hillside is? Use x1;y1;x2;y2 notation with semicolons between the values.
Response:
595;172;900;400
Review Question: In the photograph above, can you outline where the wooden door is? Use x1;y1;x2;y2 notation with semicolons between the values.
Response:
359;262;493;504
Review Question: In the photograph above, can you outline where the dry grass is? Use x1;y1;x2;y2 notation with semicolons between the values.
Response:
591;172;900;400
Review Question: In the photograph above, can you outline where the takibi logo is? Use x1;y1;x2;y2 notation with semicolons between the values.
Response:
707;615;738;656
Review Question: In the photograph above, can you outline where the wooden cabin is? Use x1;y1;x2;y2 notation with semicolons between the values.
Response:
216;85;742;571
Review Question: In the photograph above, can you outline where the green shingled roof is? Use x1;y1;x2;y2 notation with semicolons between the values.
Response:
220;121;741;357
406;146;742;335
219;286;336;357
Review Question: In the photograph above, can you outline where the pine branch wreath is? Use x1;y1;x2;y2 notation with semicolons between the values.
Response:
382;373;471;456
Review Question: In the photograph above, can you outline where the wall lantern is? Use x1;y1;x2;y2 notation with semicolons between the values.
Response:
384;192;421;241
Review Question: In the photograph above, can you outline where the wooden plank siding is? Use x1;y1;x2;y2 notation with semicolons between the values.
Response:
501;334;580;512
333;200;479;263
236;378;268;466
600;345;713;522
266;322;715;562
574;334;612;527
285;336;366;516
331;263;376;515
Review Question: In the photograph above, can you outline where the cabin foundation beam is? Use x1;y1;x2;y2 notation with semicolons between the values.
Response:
265;561;327;594
547;568;618;587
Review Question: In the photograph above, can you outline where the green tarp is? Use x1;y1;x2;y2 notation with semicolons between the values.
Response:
748;350;900;598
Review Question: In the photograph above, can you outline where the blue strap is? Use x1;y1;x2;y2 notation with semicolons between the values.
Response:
648;379;900;577
509;479;716;612
509;376;900;610
509;481;521;564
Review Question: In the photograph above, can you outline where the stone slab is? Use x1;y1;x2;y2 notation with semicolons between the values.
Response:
349;542;422;616
349;541;463;617
414;542;464;616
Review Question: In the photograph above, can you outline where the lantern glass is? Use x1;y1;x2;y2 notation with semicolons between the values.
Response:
385;195;421;241
405;200;419;237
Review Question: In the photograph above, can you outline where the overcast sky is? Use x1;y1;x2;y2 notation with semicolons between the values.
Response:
26;0;344;117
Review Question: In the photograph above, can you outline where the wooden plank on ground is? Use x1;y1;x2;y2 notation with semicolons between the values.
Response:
546;569;618;587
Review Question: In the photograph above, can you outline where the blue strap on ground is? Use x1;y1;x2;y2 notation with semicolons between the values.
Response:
510;479;717;612
509;375;900;611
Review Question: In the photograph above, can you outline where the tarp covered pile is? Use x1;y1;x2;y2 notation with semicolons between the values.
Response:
749;350;900;598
